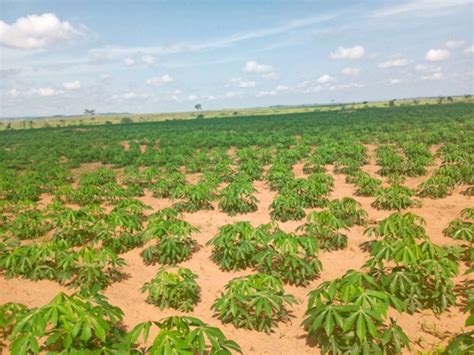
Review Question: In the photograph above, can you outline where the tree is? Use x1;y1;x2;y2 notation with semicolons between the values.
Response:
84;109;96;117
388;99;396;107
194;104;202;111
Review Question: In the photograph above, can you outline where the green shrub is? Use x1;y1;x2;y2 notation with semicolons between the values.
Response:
211;273;297;333
302;270;409;354
141;267;200;311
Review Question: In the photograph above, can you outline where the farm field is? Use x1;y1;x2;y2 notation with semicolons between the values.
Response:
0;103;473;354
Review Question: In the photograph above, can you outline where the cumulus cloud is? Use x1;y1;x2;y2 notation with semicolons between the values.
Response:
378;58;410;68
328;83;364;91
389;79;402;84
415;64;441;73
317;74;334;84
146;74;174;85
0;13;84;49
330;45;364;59
422;72;443;80
425;49;450;61
230;77;256;88
256;90;277;97
62;80;81;90
341;67;360;76
445;40;465;49
124;57;135;66
244;60;274;73
141;54;155;66
275;85;289;91
123;92;137;99
187;94;198;101
225;91;242;98
32;87;61;96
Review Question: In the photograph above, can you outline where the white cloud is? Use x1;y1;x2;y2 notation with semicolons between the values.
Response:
415;64;441;73
464;45;474;54
389;79;402;84
62;80;81;90
142;54;155;66
146;74;174;86
124;57;135;66
5;89;20;98
32;87;61;96
123;92;137;99
378;58;410;68
244;60;273;73
187;94;198;101
275;85;289;91
422;72;443;80
328;83;364;91
256;90;277;97
239;80;256;88
225;91;242;98
425;49;450;61
0;13;84;49
330;45;364;59
341;67;360;76
230;77;256;88
317;74;334;84
445;40;465;49
371;0;472;17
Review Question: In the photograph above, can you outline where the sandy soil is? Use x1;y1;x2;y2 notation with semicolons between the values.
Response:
0;154;472;354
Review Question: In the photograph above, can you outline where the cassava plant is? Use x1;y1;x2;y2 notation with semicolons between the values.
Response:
364;212;460;314
372;184;420;210
211;273;297;333
255;228;322;286
206;221;268;271
218;177;258;215
298;211;349;251
141;267;200;311
302;270;409;354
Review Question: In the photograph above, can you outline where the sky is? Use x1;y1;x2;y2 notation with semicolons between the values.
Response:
0;0;473;118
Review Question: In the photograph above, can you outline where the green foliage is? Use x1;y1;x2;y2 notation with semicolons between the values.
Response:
0;292;126;353
328;197;367;227
218;177;258;215
206;221;266;271
364;212;459;314
125;316;242;354
173;183;215;212
141;267;200;311
211;273;297;333
443;208;473;243
299;210;349;251
346;171;382;196
7;209;52;240
302;270;409;354
372;184;420;210
140;210;199;265
0;242;125;294
255;229;322;285
270;193;306;222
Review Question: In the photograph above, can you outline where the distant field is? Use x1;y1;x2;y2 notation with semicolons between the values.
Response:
1;95;472;130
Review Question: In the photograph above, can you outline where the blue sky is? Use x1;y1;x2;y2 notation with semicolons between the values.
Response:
0;0;473;118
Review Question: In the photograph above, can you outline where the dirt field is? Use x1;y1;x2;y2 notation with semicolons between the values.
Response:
1;145;472;354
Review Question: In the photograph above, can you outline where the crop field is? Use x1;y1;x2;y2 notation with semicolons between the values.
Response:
0;102;473;354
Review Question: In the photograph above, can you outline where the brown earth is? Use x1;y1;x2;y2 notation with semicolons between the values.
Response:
0;155;472;354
